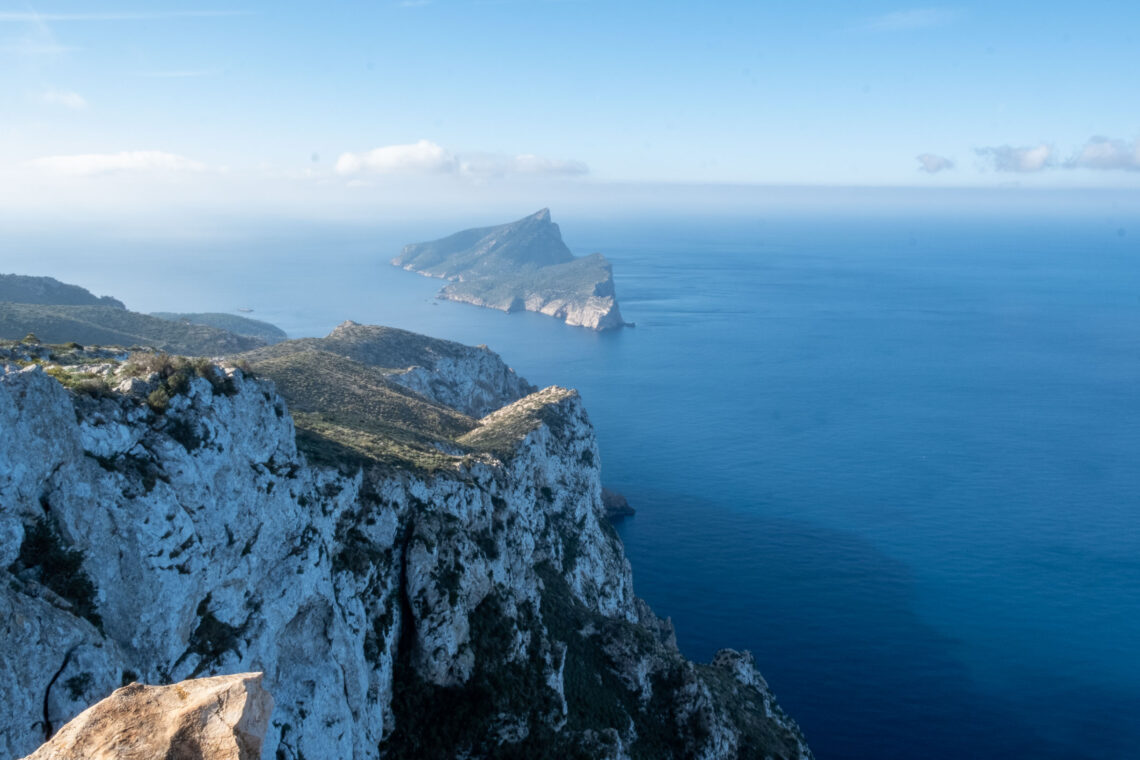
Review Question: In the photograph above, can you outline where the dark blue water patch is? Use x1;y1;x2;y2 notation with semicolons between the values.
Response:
613;495;1131;760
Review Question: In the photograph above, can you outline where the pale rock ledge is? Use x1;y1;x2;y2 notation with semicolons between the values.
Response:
21;672;273;760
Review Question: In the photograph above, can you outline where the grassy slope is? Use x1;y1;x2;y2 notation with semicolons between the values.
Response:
150;312;287;343
0;303;265;355
240;322;485;372
242;338;559;472
0;273;125;309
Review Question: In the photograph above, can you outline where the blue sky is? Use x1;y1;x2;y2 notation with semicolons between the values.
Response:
2;1;1139;216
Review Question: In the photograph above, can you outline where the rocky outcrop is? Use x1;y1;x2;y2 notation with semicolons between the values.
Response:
239;321;535;418
601;487;636;519
393;210;627;331
0;339;809;759
20;673;273;760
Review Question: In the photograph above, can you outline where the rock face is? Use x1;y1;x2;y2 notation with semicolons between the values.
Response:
601;487;636;519
21;673;273;760
0;337;810;760
392;209;627;331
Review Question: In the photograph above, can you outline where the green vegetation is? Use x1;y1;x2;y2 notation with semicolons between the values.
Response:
43;365;114;398
245;346;568;471
0;302;265;355
457;387;576;457
63;671;94;701
392;209;624;328
696;665;807;759
0;273;125;309
150;312;288;344
393;208;574;280
121;352;238;413
185;594;246;677
442;254;615;312
10;517;103;631
382;592;572;759
245;349;480;472
239;320;505;377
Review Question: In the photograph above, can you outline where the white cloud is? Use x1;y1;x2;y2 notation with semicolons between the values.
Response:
1066;136;1140;172
28;150;206;176
916;153;954;173
40;89;87;109
976;144;1054;172
335;140;458;175
511;154;588;176
335;140;588;179
857;8;959;32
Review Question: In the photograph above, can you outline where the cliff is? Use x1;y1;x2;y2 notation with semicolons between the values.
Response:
0;333;810;759
392;209;627;331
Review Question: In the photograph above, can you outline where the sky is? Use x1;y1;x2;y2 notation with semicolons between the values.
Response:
1;1;1139;218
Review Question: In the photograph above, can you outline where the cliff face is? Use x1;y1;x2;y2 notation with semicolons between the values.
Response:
0;342;809;759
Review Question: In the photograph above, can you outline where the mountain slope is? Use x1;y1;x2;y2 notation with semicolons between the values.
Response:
0;332;811;760
150;312;288;344
0;273;125;309
0;303;265;354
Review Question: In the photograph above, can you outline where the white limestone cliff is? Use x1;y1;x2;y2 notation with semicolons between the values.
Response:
0;347;809;759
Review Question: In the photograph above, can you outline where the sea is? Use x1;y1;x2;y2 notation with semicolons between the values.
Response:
4;210;1138;759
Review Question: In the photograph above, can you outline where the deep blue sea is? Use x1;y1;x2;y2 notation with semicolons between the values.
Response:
5;212;1139;759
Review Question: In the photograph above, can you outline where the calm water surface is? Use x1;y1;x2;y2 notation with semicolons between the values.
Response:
5;213;1139;759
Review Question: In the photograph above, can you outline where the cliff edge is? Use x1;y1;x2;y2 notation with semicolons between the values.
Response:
0;333;808;759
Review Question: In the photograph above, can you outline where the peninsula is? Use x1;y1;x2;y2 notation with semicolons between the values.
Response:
392;209;627;331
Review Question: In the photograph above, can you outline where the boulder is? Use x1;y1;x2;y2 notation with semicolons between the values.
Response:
21;673;273;760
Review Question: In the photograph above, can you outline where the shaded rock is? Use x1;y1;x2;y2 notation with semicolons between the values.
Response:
21;672;273;760
601;487;635;519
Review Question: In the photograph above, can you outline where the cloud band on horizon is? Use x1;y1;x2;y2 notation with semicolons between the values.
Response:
335;140;588;179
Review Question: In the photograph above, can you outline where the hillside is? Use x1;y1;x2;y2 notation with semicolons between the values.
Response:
237;321;540;471
150;312;288;344
392;209;627;331
0;303;265;355
0;274;125;309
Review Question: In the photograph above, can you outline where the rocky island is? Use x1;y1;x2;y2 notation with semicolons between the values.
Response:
392;209;627;331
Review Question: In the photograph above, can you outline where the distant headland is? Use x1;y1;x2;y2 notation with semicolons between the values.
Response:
392;209;627;331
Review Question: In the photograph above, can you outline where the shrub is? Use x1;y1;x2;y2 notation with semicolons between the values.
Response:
12;517;102;631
